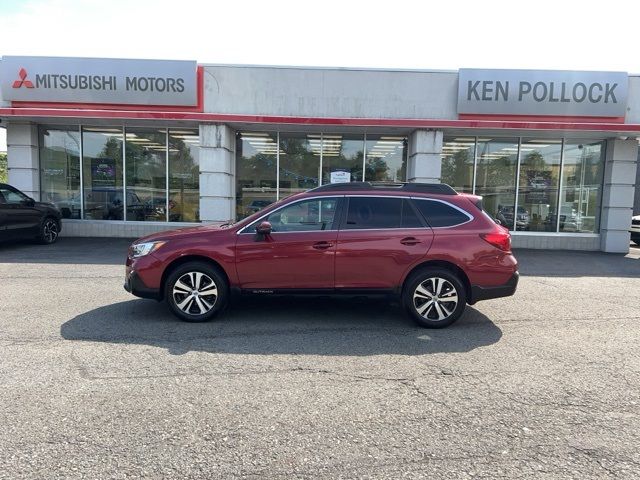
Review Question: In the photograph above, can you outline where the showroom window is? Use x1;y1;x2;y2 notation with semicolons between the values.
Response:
559;141;605;233
169;130;200;222
441;137;475;193
475;138;519;231
82;127;124;221
39;126;81;219
516;140;561;232
125;128;167;222
318;134;364;185
440;137;606;233
279;133;320;198
40;125;200;222
234;132;408;220
236;132;278;221
365;136;407;182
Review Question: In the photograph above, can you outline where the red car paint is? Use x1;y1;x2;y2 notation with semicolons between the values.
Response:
125;186;518;306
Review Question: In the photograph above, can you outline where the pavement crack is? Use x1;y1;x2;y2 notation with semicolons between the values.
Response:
289;367;449;406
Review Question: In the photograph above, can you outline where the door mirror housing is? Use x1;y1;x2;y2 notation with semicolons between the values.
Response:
256;221;272;235
23;197;35;207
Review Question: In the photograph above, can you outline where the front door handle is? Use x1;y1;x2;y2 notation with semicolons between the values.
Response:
400;237;422;246
312;241;333;250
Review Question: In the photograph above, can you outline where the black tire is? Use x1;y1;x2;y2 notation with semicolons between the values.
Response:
37;217;60;245
403;268;467;328
165;262;228;322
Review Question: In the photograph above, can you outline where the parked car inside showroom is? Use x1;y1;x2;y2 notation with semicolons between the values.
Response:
124;182;518;329
0;183;62;244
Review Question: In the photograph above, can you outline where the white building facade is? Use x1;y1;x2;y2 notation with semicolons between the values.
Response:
1;56;638;252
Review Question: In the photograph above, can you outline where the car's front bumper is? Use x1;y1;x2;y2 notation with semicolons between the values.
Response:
469;271;519;304
124;267;161;300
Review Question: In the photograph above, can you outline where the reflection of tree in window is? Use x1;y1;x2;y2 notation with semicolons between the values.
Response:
100;137;121;160
169;131;200;222
279;136;319;194
441;148;473;191
365;157;389;181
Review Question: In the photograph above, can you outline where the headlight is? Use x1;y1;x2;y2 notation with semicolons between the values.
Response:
130;241;166;258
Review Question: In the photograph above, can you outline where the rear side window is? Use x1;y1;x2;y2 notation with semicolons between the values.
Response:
413;199;471;227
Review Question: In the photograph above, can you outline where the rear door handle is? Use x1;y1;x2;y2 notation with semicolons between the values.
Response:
400;237;422;246
312;241;333;250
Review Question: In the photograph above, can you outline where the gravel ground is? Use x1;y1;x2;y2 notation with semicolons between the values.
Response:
0;237;639;479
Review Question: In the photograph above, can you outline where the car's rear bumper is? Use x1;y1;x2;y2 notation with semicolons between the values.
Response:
124;270;161;300
469;271;519;304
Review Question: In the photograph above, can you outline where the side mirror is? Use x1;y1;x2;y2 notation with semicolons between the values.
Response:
256;221;272;235
23;197;35;207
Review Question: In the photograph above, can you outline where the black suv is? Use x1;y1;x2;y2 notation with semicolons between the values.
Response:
0;183;62;244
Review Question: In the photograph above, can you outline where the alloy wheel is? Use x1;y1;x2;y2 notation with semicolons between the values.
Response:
43;220;59;243
413;277;459;321
172;271;218;316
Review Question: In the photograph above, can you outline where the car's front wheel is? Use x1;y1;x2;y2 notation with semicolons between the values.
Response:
37;217;60;244
403;268;467;328
165;262;228;322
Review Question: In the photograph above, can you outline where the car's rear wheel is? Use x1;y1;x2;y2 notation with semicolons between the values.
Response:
403;268;467;328
37;217;60;244
165;262;228;322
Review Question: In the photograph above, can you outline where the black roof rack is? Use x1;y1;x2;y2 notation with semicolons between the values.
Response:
311;181;457;195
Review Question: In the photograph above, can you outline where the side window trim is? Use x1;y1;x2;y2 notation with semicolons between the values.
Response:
238;196;343;234
411;197;474;228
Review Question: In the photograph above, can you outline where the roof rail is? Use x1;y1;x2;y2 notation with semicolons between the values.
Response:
311;181;456;195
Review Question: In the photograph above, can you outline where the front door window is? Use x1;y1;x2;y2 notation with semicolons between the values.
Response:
250;197;339;233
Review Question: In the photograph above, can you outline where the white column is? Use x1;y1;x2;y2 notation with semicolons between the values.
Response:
199;124;235;222
7;122;40;200
407;130;443;183
600;138;638;253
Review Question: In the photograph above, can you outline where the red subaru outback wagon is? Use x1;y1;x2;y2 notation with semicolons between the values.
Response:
125;182;518;328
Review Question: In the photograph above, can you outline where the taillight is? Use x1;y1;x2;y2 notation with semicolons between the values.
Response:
480;226;511;252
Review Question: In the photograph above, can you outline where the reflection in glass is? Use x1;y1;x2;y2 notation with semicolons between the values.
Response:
365;136;406;181
279;133;319;198
39;126;81;219
441;137;474;193
82;127;123;220
560;141;605;233
516;140;562;232
475;138;518;230
236;132;278;221
169;130;200;222
125;128;167;221
316;134;364;184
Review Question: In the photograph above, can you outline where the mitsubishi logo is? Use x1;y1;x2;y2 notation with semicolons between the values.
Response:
12;68;34;88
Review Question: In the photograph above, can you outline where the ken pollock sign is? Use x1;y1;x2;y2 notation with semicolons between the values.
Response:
457;69;628;117
0;56;197;106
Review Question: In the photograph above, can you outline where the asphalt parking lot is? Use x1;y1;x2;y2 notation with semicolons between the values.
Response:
1;238;639;479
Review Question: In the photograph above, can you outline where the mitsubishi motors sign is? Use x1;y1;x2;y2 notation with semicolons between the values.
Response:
0;56;197;106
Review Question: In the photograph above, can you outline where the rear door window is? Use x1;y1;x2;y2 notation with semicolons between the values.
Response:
345;197;402;229
412;199;471;227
